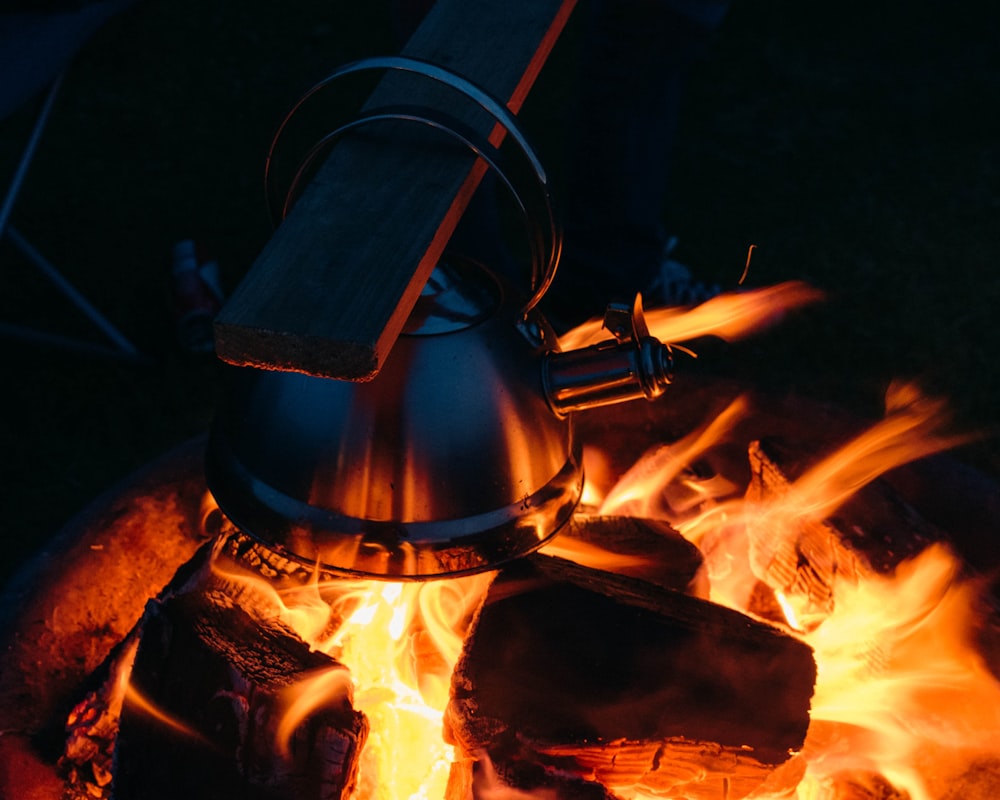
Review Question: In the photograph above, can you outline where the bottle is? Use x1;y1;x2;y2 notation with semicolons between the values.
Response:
171;239;223;354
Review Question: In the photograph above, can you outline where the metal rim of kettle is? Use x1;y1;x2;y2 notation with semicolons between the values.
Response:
264;54;563;320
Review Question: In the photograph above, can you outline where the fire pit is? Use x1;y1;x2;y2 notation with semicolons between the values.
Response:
3;375;1000;800
6;6;997;797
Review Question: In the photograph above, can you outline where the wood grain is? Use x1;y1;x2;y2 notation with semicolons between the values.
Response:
214;0;577;379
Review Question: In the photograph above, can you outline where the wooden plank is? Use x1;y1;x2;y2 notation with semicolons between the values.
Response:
214;0;576;379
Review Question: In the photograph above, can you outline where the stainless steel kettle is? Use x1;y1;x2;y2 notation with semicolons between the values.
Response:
205;58;675;579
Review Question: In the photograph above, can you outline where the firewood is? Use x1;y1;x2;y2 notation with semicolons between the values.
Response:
444;555;816;799
112;589;368;800
744;438;947;619
60;630;139;798
58;538;349;800
447;754;618;800
535;739;802;800
544;513;707;597
58;540;220;799
825;773;910;800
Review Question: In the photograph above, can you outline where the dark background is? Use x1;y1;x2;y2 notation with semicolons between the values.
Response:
2;0;999;588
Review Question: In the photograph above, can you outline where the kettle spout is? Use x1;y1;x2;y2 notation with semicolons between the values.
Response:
541;294;673;417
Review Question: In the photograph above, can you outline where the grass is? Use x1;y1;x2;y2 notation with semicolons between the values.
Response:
2;0;999;588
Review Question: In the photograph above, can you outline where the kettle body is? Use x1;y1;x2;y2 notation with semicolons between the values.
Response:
206;255;582;579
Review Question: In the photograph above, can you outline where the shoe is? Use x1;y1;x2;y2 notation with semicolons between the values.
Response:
645;237;721;308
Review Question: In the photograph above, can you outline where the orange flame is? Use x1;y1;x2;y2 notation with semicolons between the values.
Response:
795;544;1000;800
557;281;824;351
199;546;494;798
123;682;214;747
472;751;559;800
265;574;494;800
593;381;1000;799
597;394;749;519
116;358;997;800
752;381;972;529
274;665;353;758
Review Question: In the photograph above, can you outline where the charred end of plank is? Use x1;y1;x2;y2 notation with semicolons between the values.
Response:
213;324;380;382
211;0;578;380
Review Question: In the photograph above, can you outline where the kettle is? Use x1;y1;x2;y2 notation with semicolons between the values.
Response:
205;58;675;579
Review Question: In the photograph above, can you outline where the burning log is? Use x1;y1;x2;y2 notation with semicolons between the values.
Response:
744;437;948;622
444;554;817;799
543;513;708;595
58;540;226;799
447;754;620;800
111;586;368;800
61;629;141;796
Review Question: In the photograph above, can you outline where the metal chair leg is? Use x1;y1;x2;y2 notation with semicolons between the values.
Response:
1;73;152;364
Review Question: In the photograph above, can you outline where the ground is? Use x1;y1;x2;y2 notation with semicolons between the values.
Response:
2;0;999;587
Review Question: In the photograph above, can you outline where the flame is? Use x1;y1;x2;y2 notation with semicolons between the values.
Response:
112;371;999;800
774;590;805;632
123;682;215;747
678;381;976;616
274;665;354;758
591;380;1000;799
267;573;494;800
557;281;823;351
793;544;1000;800
472;751;559;800
749;381;972;529
579;444;615;507
539;536;654;573
112;539;495;799
597;394;749;519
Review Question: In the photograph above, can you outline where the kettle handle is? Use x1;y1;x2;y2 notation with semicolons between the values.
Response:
264;55;561;319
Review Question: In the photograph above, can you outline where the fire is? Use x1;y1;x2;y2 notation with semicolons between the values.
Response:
124;683;213;747
556;281;824;351
745;382;971;532
99;290;999;800
596;394;749;520
190;379;994;800
586;379;1000;799
265;573;493;800
796;543;1000;800
678;381;975;619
